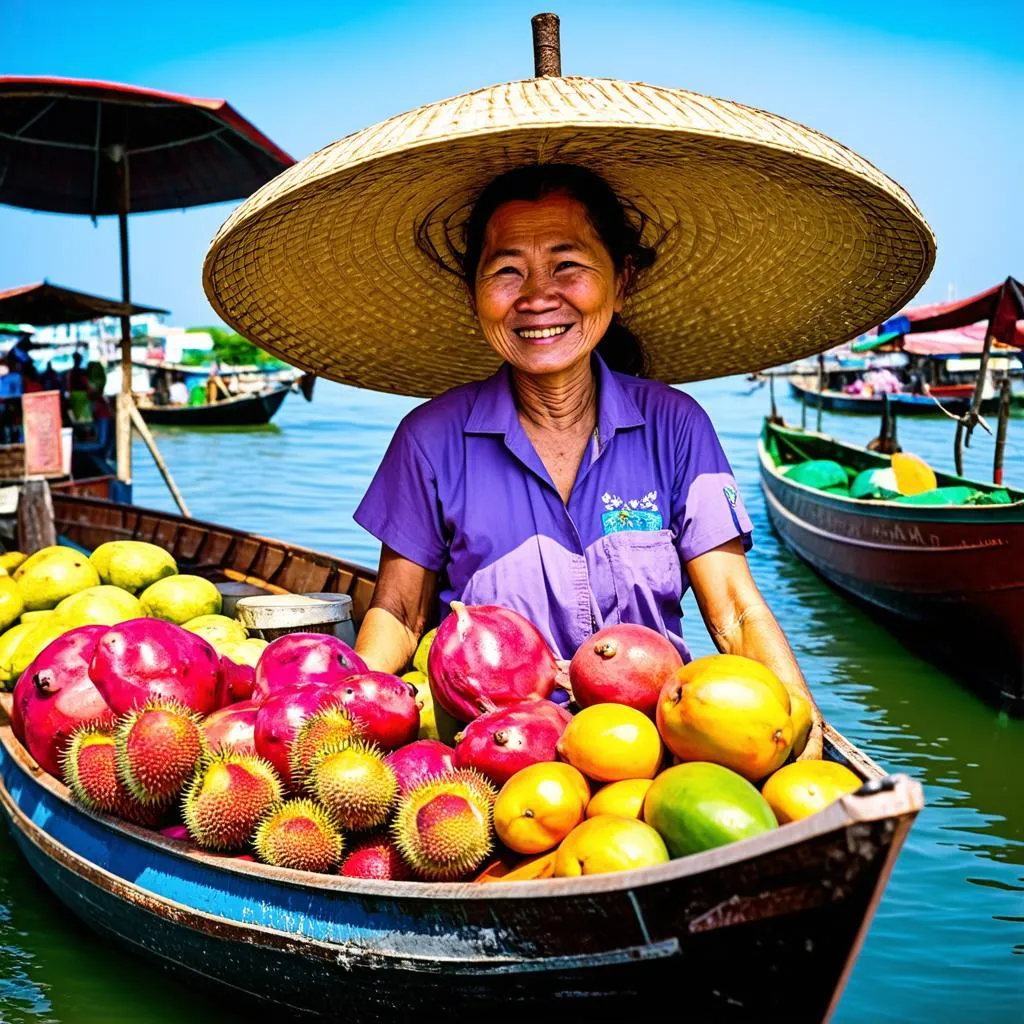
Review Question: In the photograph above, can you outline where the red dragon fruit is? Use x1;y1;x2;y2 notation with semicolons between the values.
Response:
384;739;455;796
330;672;419;751
453;700;572;786
253;633;367;701
88;619;221;715
202;700;259;755
253;682;337;789
12;625;114;779
219;654;256;703
427;602;558;722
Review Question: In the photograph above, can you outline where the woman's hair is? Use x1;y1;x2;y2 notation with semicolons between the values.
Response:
458;164;658;377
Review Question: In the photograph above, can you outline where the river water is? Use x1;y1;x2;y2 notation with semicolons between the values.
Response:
1;376;1021;1022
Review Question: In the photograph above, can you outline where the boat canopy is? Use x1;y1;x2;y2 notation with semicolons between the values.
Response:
0;282;168;325
882;276;1024;345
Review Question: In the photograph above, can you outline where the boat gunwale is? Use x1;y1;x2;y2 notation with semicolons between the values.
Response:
0;694;921;903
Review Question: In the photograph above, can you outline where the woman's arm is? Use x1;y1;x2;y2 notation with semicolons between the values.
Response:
686;537;823;760
355;545;439;675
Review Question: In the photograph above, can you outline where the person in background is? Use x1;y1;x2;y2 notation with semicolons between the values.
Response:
40;361;62;391
66;352;93;423
169;372;190;406
21;363;43;394
67;352;90;392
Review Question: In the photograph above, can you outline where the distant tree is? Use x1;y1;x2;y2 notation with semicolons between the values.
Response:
186;327;285;368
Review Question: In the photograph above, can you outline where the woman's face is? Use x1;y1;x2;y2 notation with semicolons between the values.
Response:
472;192;626;378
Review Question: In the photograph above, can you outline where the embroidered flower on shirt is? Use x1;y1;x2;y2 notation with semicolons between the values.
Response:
601;491;662;533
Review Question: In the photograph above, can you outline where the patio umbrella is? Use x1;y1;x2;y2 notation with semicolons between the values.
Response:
0;76;294;484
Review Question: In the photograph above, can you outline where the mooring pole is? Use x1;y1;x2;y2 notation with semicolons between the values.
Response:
993;376;1011;485
115;149;133;486
531;12;561;75
815;353;825;433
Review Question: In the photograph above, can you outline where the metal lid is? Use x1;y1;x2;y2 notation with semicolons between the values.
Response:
235;593;352;630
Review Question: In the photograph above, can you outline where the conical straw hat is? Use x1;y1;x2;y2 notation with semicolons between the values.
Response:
203;76;935;398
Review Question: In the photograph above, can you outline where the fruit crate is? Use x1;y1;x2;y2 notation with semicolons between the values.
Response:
0;444;25;481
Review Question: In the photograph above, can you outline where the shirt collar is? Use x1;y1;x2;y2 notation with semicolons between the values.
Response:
464;352;646;445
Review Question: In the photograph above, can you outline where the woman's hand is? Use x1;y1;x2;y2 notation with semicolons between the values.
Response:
355;545;438;675
686;537;824;758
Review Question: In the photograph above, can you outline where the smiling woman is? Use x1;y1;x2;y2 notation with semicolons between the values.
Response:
351;162;825;757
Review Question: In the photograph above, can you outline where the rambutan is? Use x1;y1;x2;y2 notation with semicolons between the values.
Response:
391;774;495;881
287;703;362;791
115;699;206;805
61;725;163;826
181;752;283;851
338;833;413;880
253;799;343;873
307;740;397;832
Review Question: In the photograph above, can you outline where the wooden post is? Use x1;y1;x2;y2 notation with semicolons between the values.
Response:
531;13;561;76
993;376;1012;485
955;280;1005;471
17;479;56;554
816;353;824;433
127;399;192;518
116;151;133;485
800;388;807;430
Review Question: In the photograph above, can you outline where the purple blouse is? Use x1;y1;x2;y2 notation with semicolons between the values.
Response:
354;354;752;661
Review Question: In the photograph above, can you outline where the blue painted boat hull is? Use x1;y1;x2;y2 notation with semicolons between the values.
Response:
787;378;998;416
0;702;922;1022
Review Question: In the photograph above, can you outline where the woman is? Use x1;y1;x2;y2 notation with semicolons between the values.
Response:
203;70;932;766
351;164;822;757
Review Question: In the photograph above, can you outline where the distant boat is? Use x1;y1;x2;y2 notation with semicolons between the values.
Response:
787;375;1000;416
135;383;291;427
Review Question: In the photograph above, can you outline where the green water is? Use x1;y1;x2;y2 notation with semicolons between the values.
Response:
1;377;1022;1022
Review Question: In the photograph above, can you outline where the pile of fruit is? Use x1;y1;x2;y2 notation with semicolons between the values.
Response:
3;542;863;882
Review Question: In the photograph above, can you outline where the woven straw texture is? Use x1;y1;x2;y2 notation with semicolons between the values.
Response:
203;76;935;398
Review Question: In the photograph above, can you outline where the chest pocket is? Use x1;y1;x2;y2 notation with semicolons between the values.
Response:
600;528;683;623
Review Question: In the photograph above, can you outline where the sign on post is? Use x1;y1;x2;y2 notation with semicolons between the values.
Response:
22;390;65;477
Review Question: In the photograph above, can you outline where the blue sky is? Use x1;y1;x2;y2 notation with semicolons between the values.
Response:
2;0;1021;328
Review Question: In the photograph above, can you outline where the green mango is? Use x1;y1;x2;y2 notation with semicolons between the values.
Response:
642;762;777;859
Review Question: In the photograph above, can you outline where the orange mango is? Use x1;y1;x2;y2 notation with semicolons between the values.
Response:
494;762;590;854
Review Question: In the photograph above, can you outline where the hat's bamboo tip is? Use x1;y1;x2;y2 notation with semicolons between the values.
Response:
531;12;561;76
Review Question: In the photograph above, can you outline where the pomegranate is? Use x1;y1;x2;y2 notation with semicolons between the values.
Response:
219;654;256;703
427;602;558;722
384;739;455;796
253;633;366;701
12;625;114;779
89;619;221;715
569;624;683;718
331;672;419;751
253;682;334;789
203;700;259;755
453;700;572;786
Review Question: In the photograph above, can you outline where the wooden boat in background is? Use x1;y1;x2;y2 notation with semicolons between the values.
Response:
0;491;924;1022
135;383;291;427
760;419;1024;712
787;375;998;416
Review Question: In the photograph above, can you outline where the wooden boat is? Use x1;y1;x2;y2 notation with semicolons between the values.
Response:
0;490;923;1022
760;418;1024;711
135;383;290;427
787;375;999;416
